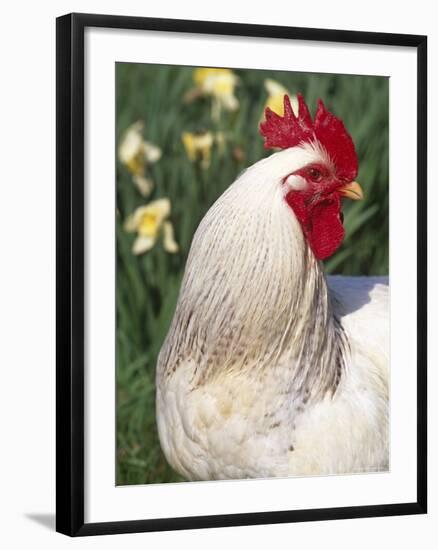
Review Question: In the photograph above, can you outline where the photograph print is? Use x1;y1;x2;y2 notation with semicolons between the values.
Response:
116;63;389;485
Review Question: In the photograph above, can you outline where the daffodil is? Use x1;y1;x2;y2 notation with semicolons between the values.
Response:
263;79;299;117
192;67;239;121
182;131;214;170
118;121;162;197
124;198;179;255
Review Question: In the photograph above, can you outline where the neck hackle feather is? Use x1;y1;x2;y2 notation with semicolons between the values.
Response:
158;159;348;400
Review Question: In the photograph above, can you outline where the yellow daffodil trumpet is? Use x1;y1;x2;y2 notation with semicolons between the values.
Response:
182;131;214;170
263;79;299;118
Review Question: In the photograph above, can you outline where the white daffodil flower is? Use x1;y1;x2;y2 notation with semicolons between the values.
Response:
118;121;162;197
124;198;179;255
193;68;239;121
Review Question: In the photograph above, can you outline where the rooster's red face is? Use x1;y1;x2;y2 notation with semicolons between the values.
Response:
260;94;363;260
284;159;363;260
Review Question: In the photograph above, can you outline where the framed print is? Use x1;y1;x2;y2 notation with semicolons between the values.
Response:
56;12;427;536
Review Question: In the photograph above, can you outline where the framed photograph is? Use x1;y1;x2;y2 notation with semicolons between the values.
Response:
56;12;427;536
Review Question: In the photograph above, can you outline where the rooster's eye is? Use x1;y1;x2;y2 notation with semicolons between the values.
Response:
308;167;323;182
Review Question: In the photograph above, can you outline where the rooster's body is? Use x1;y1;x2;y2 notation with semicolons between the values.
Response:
156;95;389;480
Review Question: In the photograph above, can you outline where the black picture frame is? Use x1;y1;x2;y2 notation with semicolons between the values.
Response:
56;12;427;537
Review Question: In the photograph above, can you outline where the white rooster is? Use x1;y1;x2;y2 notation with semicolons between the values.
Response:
156;94;389;480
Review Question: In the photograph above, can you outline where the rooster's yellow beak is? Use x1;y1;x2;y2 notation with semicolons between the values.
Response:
339;181;364;201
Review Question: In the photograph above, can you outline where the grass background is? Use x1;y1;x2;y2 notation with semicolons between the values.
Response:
116;63;389;485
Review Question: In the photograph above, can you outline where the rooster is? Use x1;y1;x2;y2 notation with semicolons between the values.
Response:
156;94;388;480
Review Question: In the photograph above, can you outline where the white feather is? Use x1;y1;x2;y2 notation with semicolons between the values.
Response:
156;147;389;480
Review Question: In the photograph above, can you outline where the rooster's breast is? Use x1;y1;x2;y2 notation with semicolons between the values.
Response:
156;277;389;480
156;357;309;480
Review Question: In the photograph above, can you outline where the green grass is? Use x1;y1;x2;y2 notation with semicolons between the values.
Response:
116;63;389;485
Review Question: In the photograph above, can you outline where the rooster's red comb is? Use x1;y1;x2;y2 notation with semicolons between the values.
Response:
259;94;358;181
